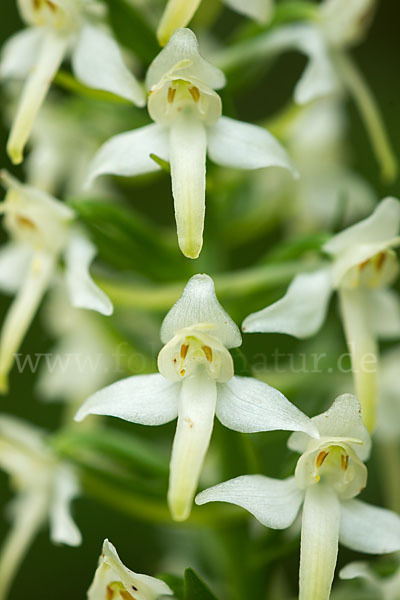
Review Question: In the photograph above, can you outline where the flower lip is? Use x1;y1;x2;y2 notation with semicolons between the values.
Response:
157;324;234;382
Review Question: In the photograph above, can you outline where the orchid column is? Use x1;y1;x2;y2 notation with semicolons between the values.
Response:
76;274;317;521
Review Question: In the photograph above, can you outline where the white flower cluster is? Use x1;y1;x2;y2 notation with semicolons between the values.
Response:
0;1;399;599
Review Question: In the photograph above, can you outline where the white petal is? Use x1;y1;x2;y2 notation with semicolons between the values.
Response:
0;492;48;600
160;273;241;347
169;119;206;259
257;24;339;104
299;485;341;600
293;27;340;104
196;475;304;529
339;499;400;554
320;0;376;47
339;561;379;585
75;373;180;425
0;251;55;394
146;28;225;90
0;27;43;79
72;24;145;106
324;197;400;256
339;288;378;433
88;540;173;600
367;288;400;340
157;0;202;47
216;376;318;436
6;30;69;164
168;373;217;521
224;0;274;22
64;231;113;316
49;466;81;546
85;124;169;187
288;393;371;460
0;414;45;457
207;116;297;175
0;242;31;294
242;268;332;338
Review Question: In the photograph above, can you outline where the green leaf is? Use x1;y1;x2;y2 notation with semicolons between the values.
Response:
184;569;219;600
54;70;131;104
99;0;159;65
53;427;169;477
157;574;184;599
150;153;171;173
68;198;189;281
261;232;331;263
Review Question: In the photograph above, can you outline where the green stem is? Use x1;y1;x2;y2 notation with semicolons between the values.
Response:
82;472;246;527
97;259;323;311
377;441;400;514
336;51;398;183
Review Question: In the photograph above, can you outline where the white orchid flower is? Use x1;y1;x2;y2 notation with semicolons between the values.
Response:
0;170;113;393
339;560;400;600
196;394;400;600
243;197;400;431
86;28;297;259
0;414;81;600
76;273;317;521
157;0;274;46
0;0;145;165
24;97;115;197
285;98;376;231
237;0;395;180
88;539;173;600
36;283;115;406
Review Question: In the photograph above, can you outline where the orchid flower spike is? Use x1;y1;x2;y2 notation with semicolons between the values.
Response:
197;394;400;600
157;0;274;46
0;414;81;600
340;560;400;600
284;98;376;231
85;28;297;259
243;197;400;432
0;170;112;393
87;539;173;600
76;273;317;521
0;0;145;165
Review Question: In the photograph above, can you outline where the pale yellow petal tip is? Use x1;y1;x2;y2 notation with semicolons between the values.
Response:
168;497;192;521
362;411;376;434
180;240;203;260
381;158;398;184
156;26;170;47
6;143;24;166
0;373;9;395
